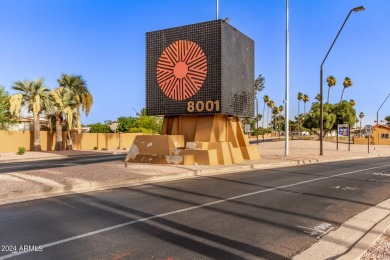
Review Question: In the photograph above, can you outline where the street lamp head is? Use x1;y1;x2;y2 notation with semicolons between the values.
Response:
352;6;365;12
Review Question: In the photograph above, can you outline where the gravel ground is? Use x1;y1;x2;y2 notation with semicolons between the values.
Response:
361;228;390;260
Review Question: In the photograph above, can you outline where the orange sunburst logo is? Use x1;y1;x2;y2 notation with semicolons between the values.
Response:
157;40;207;100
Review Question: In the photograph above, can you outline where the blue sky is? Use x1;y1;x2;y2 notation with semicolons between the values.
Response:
1;0;389;126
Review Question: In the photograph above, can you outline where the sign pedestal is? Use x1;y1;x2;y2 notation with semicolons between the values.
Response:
125;115;260;166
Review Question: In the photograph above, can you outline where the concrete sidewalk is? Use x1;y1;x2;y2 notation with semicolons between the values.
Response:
0;139;389;259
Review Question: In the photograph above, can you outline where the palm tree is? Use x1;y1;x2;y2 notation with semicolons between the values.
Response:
11;78;50;151
48;87;76;150
359;112;364;135
326;75;336;103
349;99;356;107
297;92;303;131
267;99;274;130
278;105;284;137
297;92;303;116
340;77;352;102
355;118;359;129
57;74;93;149
315;93;321;102
303;94;310;114
272;106;279;131
262;95;269;139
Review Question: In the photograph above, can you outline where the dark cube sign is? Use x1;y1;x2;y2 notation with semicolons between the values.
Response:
146;20;254;117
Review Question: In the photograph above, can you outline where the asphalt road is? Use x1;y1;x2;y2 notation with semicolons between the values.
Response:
0;157;389;260
0;154;126;174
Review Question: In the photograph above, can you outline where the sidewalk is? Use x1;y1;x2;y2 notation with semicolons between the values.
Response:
0;139;389;259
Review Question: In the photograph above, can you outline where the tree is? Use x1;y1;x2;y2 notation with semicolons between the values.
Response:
315;93;321;102
117;116;137;133
349;99;356;107
355;117;359;129
267;99;274;129
57;74;93;150
262;95;269;137
385;115;390;127
333;100;356;128
104;120;113;125
297;92;303;116
359;112;364;135
254;74;266;93
10;78;50;151
297;92;303;131
303;94;310;114
272;106;279;130
302;103;336;138
326;75;336;103
340;77;352;102
131;113;162;134
278;105;284;135
89;123;111;133
0;86;14;130
48;87;77;150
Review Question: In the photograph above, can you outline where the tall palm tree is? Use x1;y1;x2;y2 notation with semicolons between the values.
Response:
48;87;76;150
349;99;356;107
315;93;321;102
326;75;336;103
340;77;352;102
57;74;93;149
303;94;310;114
278;105;284;136
262;95;269;138
297;92;303;115
11;78;50;151
272;106;279;131
297;92;303;131
267;99;274;130
359;112;364;135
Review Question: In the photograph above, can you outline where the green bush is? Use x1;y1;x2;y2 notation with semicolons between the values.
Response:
17;147;26;155
101;148;108;151
89;123;111;133
93;146;98;150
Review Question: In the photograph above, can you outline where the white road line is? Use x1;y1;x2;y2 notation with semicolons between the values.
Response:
0;164;389;259
317;227;334;239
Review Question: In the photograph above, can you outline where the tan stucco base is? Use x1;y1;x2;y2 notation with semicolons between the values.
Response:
125;115;261;165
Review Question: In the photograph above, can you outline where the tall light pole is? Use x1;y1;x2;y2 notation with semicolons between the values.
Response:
216;0;219;19
377;93;390;125
319;6;365;155
285;0;290;155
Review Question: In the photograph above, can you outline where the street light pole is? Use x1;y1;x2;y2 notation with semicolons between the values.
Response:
377;93;390;124
320;6;365;155
216;0;219;19
285;0;290;156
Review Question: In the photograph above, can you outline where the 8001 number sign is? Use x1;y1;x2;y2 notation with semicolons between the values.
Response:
187;100;220;113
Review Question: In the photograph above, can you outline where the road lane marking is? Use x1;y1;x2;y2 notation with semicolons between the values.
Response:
331;186;358;191
297;222;334;239
372;172;390;177
0;164;389;259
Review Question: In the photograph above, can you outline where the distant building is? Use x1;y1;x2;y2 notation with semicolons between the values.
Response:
371;124;390;145
7;116;48;131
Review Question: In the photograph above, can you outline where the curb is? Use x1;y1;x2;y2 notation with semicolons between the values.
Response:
0;152;126;164
294;198;390;260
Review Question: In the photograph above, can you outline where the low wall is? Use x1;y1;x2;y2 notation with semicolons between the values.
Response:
74;133;139;150
0;131;140;152
354;137;368;145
